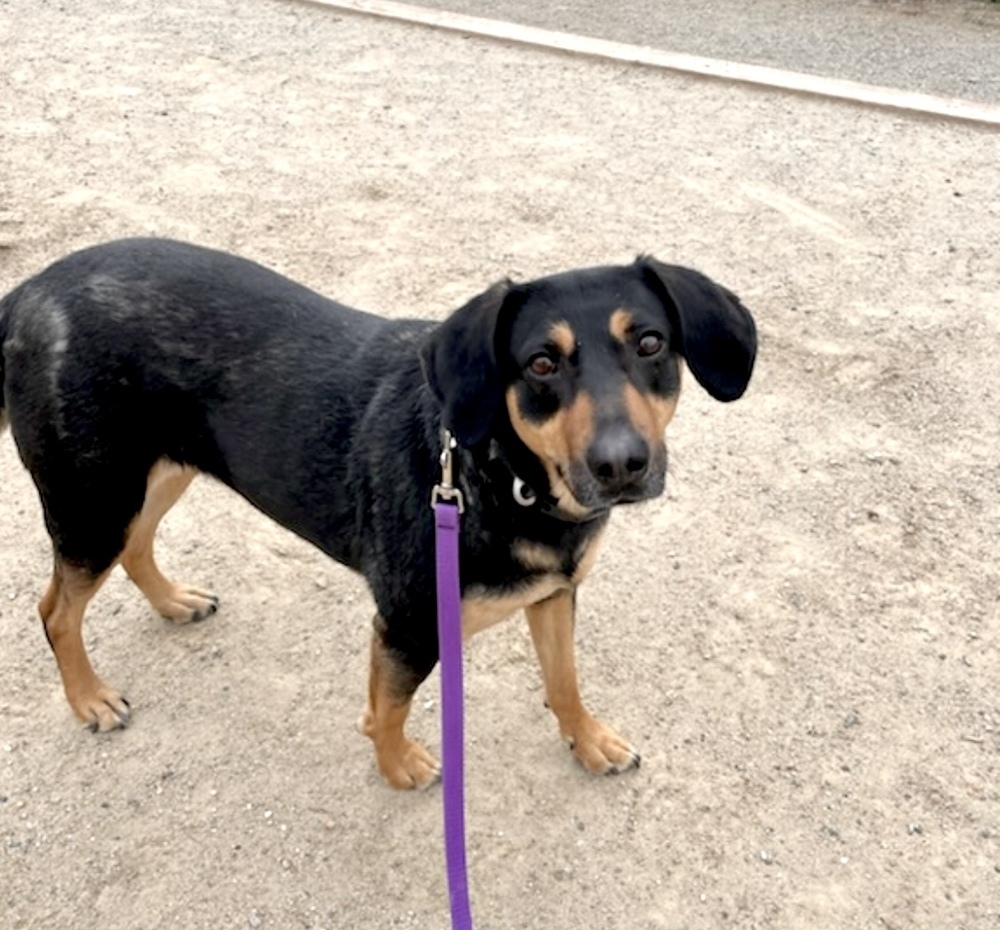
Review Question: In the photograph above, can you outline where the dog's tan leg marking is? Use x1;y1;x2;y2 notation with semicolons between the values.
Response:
39;559;131;732
120;461;218;624
526;589;639;775
359;628;440;790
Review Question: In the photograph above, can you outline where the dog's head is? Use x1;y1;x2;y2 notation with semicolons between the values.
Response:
420;257;756;518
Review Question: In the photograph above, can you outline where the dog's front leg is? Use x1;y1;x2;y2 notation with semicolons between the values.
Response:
526;589;640;775
359;623;441;789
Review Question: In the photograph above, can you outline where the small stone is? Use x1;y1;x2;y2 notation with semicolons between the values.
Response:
907;822;923;836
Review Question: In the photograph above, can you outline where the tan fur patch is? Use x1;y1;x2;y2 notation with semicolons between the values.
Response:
505;387;596;516
121;459;211;623
609;308;634;344
548;320;576;357
622;382;679;448
462;576;569;640
525;589;639;774
513;540;563;574
571;526;606;586
361;629;440;789
39;558;128;731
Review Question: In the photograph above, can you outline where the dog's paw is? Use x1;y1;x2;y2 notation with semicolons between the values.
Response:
358;703;442;790
71;684;132;732
375;738;442;790
564;714;640;776
156;584;219;624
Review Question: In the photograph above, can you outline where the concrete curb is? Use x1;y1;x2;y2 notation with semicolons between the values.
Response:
294;0;1000;128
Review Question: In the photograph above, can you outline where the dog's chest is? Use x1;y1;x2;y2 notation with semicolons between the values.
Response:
460;533;603;640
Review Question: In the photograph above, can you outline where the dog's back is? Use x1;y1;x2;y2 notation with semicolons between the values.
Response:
0;238;427;564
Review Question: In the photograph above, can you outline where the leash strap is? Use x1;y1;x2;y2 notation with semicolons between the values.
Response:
434;500;473;930
433;428;473;930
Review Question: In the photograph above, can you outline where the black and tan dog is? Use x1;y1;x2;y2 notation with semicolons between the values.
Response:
0;238;755;788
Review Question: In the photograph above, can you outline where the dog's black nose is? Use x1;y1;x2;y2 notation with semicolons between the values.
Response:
586;428;650;495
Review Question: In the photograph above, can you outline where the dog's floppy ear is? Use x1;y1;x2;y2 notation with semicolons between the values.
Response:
419;280;512;447
640;257;757;402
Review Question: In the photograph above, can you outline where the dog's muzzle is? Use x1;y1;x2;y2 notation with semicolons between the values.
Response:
571;429;666;509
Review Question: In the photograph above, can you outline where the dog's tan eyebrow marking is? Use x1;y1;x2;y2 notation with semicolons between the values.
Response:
609;308;634;344
548;321;576;357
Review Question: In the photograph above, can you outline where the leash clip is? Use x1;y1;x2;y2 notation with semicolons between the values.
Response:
431;429;465;513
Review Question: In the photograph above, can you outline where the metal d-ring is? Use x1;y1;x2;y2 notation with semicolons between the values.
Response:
512;476;537;507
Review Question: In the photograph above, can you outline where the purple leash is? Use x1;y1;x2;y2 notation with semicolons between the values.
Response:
432;431;474;930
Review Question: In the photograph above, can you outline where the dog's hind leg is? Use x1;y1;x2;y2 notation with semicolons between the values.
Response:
120;460;218;624
39;558;130;731
359;622;441;789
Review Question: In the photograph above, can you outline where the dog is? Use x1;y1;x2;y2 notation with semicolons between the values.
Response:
0;238;755;788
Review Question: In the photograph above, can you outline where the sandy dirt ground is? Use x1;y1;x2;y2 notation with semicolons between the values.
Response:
1;1;999;928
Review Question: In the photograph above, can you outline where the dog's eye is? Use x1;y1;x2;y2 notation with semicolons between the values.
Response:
637;332;664;358
527;353;558;378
